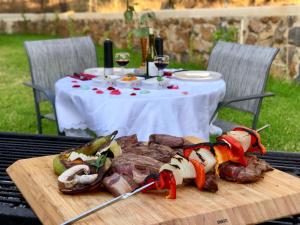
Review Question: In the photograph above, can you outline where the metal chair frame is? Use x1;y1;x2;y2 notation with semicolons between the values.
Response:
24;36;98;135
208;41;279;131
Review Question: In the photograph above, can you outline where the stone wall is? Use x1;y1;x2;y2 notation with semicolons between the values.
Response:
0;6;300;80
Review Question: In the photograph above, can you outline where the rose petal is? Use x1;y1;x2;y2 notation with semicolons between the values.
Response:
133;88;140;90
92;88;98;91
111;90;121;95
72;84;81;88
130;93;136;96
107;86;115;91
167;85;179;89
71;80;78;83
96;90;104;94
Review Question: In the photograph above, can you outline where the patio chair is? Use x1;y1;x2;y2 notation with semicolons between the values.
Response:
208;41;279;132
24;36;98;135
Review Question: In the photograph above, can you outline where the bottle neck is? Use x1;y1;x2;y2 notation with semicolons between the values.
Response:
147;34;156;59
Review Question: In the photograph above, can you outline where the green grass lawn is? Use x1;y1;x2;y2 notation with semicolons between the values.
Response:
0;34;299;152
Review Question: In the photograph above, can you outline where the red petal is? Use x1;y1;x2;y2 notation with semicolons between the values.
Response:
111;90;121;95
96;90;104;94
92;88;98;90
72;84;80;88
130;93;136;96
107;86;115;91
133;88;140;90
167;85;179;89
71;80;77;83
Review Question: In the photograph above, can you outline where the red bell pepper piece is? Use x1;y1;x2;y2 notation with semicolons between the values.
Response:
183;148;194;159
213;142;233;164
233;127;266;154
142;171;176;199
142;174;160;192
217;135;248;166
190;159;206;190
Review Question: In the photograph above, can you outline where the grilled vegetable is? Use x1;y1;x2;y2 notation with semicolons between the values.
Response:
190;159;206;190
196;148;216;173
170;155;196;179
53;131;119;176
57;158;111;194
143;171;177;199
226;130;251;152
159;164;183;185
233;127;266;154
217;135;247;166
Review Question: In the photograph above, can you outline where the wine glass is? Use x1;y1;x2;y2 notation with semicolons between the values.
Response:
154;55;169;80
115;52;130;76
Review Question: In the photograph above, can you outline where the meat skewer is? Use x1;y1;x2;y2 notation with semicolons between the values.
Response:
143;125;272;198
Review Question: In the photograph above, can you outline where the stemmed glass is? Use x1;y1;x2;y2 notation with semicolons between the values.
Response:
154;55;169;80
115;52;130;76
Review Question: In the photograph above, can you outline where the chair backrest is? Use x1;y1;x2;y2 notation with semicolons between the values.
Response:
207;41;279;114
25;36;98;102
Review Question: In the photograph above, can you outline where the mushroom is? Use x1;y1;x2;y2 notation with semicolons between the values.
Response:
58;165;98;190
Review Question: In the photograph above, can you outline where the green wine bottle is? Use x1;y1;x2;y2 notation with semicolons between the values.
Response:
146;28;158;78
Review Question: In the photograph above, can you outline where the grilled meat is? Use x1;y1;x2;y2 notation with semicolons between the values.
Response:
149;134;192;148
111;153;163;191
103;173;132;196
203;172;218;193
219;155;273;183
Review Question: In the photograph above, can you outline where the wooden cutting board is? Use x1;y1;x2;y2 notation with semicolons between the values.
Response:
6;138;300;225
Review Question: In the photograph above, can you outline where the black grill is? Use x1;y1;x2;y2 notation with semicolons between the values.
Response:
0;132;299;225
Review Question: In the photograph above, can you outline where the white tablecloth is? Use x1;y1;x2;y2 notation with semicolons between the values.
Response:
55;77;226;141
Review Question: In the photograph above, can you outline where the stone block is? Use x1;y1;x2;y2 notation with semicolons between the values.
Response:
173;41;188;54
274;20;286;44
200;25;215;42
248;19;264;33
245;33;258;45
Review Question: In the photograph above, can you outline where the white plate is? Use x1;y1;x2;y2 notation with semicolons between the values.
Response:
84;67;136;76
84;68;105;76
92;75;121;87
172;71;222;81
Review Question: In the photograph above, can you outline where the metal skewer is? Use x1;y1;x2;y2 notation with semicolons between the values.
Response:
60;181;155;225
256;124;270;133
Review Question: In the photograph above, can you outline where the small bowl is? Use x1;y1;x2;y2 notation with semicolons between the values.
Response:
141;77;170;90
116;76;145;88
93;75;121;87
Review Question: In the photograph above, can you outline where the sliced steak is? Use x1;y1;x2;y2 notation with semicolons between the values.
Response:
112;153;163;191
116;134;139;149
121;142;178;163
103;173;132;196
149;134;191;148
219;155;273;183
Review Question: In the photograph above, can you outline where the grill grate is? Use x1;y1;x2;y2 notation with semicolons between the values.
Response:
0;132;299;225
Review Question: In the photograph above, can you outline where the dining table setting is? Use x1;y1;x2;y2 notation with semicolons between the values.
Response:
55;65;226;141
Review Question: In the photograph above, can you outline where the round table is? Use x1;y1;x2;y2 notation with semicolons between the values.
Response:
55;76;226;141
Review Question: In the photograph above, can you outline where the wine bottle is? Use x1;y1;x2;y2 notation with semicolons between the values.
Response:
146;28;158;77
155;36;163;56
104;39;113;76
